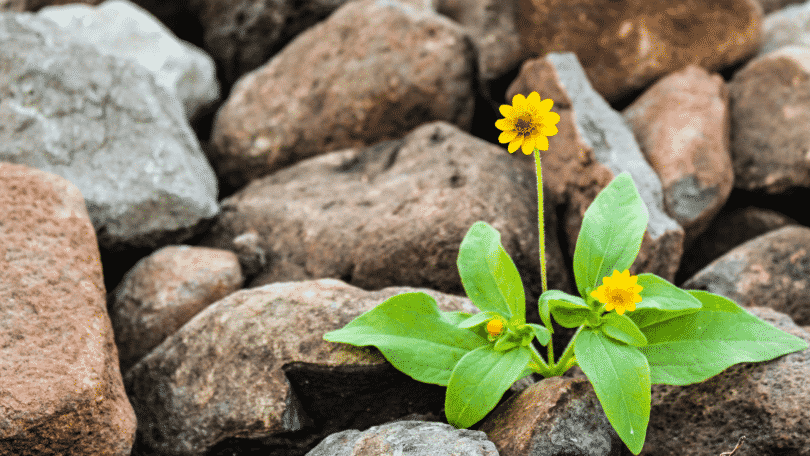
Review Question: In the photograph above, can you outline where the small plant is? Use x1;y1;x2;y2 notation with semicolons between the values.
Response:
323;92;808;454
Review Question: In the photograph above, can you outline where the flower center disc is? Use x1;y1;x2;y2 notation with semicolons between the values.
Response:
514;116;534;135
608;288;632;306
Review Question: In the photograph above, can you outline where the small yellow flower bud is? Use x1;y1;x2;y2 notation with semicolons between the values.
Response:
486;319;504;337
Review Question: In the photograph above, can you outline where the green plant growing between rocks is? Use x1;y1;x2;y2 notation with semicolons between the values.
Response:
323;92;808;454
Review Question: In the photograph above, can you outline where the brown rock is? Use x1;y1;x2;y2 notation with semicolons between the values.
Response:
478;377;628;456
0;163;135;455
729;45;810;193
0;0;102;11
679;206;798;282
517;0;762;102
506;53;684;283
209;0;476;189
437;0;525;82
202;121;571;313
643;306;810;455
623;65;733;249
124;279;480;455
758;0;805;14
110;245;243;373
683;225;810;326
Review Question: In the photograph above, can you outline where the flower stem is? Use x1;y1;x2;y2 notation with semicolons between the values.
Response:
534;148;554;366
527;342;551;377
548;325;583;376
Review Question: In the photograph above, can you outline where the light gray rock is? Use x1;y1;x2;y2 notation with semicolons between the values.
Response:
306;421;499;456
0;12;219;249
38;0;220;120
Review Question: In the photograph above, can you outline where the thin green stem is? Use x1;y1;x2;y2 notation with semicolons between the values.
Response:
534;149;554;366
549;325;584;376
527;342;551;377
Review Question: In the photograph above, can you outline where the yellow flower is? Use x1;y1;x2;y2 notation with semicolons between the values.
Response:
590;269;643;316
495;92;561;155
486;318;504;337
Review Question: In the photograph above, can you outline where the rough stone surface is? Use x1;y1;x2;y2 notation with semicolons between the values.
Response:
0;0;102;12
761;0;810;54
0;163;136;455
209;0;476;190
678;206;799;283
758;0;806;14
478;377;630;456
187;0;354;85
623;65;733;249
110;245;243;373
0;12;219;249
517;0;762;102
124;279;480;456
38;0;220;120
507;52;684;283
728;45;810;193
683;225;810;326
307;421;499;456
201;121;571;313
437;0;524;82
643;306;810;455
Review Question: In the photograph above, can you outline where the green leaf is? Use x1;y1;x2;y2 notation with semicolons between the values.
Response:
575;329;650;455
440;311;475;326
493;336;519;352
572;172;649;299
445;345;532;428
323;292;489;386
456;311;500;329
625;274;702;329
457;221;525;323
525;323;551;346
639;290;809;386
538;290;588;333
600;312;647;347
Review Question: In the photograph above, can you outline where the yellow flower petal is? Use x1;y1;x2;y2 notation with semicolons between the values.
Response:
507;136;523;153
540;124;558;136
535;135;549;151
498;130;519;144
545;111;561;125
521;136;535;154
538;98;553;112
511;93;526;109
526;91;541;106
499;104;515;118
495;118;513;131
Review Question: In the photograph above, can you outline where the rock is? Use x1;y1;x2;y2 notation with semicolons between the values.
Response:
622;65;733;250
124;279;480;456
0;0;102;12
38;0;220;120
678;206;798;282
478;376;629;456
758;0;805;14
643;306;810;455
728;45;810;193
760;0;810;55
0;12;219;249
110;245;243;373
201;121;571;312
306;421;499;456
437;0;524;82
506;52;684;283
683;225;810;326
0;163;136;455
517;0;762;102
209;0;476;189
187;0;355;85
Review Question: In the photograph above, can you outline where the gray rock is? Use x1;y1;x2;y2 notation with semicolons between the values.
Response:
0;12;219;249
306;421;499;456
38;0;220;120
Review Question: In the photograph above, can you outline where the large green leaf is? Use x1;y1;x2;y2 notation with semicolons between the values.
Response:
600;312;647;347
445;345;532;428
323;292;489;386
572;172;648;299
538;289;588;333
626;274;702;329
639;290;809;386
575;329;650;455
457;221;525;323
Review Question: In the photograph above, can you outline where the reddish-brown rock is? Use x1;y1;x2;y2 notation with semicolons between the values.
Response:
729;45;810;193
623;65;733;249
110;245;243;373
210;0;476;189
506;53;684;283
0;163;135;455
202;121;571;311
124;279;480;456
683;225;810;326
517;0;762;102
